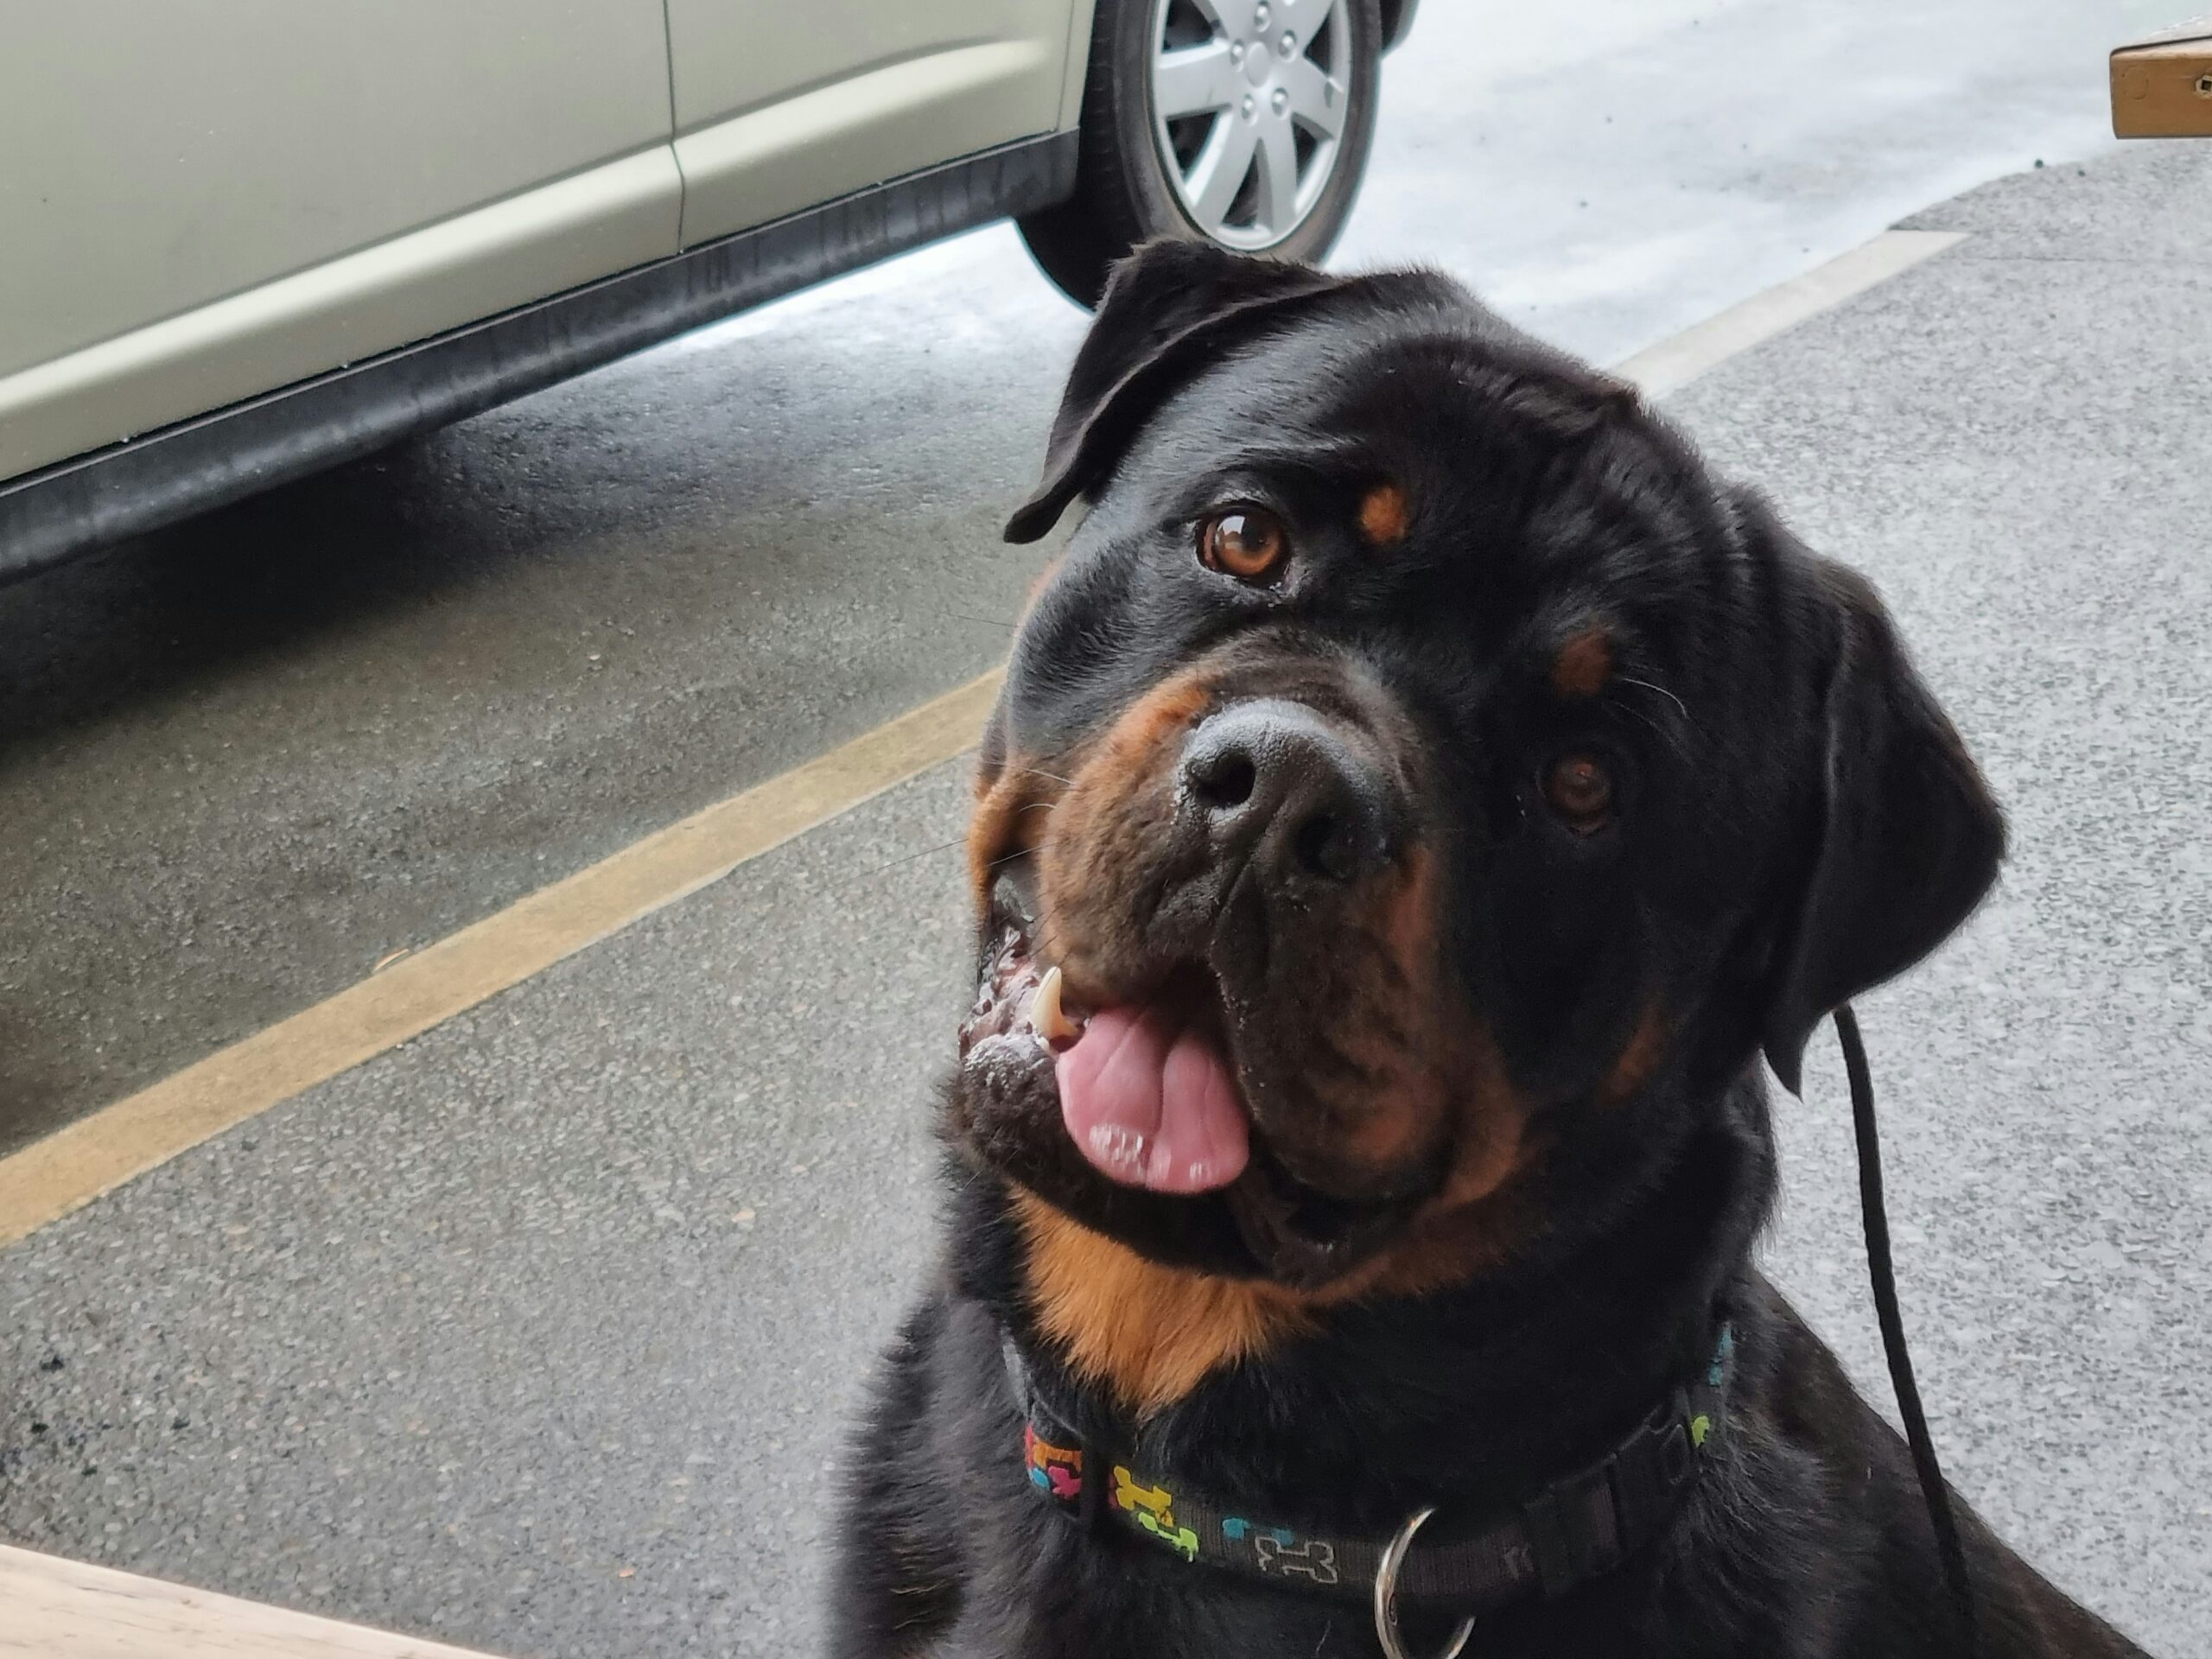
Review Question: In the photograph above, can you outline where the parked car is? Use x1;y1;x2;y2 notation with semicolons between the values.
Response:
0;0;1415;582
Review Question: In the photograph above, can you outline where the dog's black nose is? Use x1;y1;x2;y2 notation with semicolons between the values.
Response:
1180;700;1395;886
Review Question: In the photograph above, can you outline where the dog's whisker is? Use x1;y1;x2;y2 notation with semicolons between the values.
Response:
1019;767;1074;787
1612;699;1670;741
1618;675;1691;723
853;836;967;879
987;837;1056;873
1611;691;1695;761
855;819;1065;882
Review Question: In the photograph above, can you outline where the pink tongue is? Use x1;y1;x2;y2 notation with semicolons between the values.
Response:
1056;1005;1249;1193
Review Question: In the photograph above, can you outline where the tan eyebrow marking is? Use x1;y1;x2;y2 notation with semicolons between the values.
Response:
1357;481;1410;548
1550;628;1614;699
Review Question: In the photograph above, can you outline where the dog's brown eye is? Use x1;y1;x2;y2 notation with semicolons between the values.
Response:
1198;509;1287;582
1543;753;1613;832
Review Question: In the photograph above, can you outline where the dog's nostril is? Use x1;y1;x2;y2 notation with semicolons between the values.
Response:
1293;810;1361;882
1189;749;1258;811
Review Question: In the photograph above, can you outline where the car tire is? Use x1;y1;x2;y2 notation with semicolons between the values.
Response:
1019;0;1383;307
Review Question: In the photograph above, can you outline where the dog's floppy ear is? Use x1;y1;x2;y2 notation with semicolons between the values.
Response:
1760;542;2006;1093
1004;240;1343;543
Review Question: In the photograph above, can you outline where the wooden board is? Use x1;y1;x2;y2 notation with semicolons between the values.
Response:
2113;19;2212;137
0;1545;509;1659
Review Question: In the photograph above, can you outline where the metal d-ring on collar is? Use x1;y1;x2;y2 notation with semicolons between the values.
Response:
1374;1506;1476;1659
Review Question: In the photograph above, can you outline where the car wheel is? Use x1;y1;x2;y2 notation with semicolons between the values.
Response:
1019;0;1383;307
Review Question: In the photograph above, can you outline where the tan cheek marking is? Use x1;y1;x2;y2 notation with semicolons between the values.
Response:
1253;843;1531;1298
1096;672;1213;766
1035;671;1214;975
1431;1026;1534;1211
966;763;1058;907
1333;1081;1434;1173
1551;628;1613;699
1332;849;1446;1171
1378;847;1437;988
1359;1170;1537;1299
1358;481;1410;547
1345;1026;1538;1300
1014;1194;1312;1414
1366;999;1667;1298
1596;1002;1670;1108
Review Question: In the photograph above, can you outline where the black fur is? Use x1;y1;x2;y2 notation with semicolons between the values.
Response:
831;244;2150;1658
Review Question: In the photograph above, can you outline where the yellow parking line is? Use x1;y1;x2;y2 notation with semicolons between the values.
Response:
0;227;1969;1249
1616;230;1966;397
0;671;1002;1247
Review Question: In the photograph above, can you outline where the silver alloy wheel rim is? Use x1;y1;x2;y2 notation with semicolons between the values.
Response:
1148;0;1355;250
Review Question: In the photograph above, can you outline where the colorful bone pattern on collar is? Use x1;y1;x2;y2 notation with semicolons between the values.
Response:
1024;1423;1083;1503
1025;1427;1223;1567
1015;1321;1738;1611
1112;1466;1201;1561
1117;1465;1414;1592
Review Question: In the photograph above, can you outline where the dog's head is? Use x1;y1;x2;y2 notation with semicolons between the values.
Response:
952;242;2002;1306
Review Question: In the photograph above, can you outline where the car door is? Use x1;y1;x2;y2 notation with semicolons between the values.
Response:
0;0;680;484
664;0;1083;248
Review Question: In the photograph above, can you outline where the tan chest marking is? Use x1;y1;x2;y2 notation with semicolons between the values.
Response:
1014;1194;1312;1415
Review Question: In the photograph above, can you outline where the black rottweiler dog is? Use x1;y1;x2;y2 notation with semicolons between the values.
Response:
832;244;2152;1658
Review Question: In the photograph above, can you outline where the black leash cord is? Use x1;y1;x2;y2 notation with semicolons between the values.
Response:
1835;1004;1980;1654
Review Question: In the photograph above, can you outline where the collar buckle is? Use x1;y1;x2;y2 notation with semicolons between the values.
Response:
1520;1460;1624;1599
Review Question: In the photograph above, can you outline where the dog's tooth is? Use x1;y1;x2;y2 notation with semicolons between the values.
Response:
1033;965;1082;1047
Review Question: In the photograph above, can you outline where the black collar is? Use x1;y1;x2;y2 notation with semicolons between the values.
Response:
1008;1321;1736;1622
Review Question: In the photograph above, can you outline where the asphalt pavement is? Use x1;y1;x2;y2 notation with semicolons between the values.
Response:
3;5;2209;1657
0;0;2174;1151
